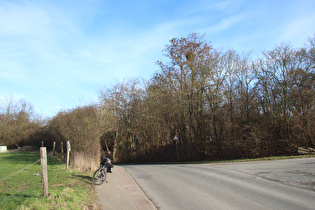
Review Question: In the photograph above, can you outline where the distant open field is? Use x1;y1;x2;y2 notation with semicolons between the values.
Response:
0;152;98;209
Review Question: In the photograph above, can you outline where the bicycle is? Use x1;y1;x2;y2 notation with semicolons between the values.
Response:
93;156;109;185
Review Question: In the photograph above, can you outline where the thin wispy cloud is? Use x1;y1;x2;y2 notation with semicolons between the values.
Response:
0;0;314;117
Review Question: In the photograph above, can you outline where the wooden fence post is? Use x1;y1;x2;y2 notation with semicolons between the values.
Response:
53;142;56;155
61;142;64;160
40;147;48;197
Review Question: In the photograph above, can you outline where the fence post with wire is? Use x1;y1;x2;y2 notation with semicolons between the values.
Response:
40;147;48;197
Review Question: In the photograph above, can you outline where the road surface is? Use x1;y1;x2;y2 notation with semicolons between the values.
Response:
123;157;315;210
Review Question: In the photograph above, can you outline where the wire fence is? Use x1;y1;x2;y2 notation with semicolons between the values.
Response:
0;159;40;182
0;175;39;205
0;157;42;206
0;143;70;208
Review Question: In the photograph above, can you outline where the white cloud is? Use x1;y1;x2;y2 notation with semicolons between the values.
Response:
203;13;247;35
278;15;315;47
0;1;51;36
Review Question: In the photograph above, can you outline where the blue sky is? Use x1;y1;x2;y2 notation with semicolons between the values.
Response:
1;0;314;118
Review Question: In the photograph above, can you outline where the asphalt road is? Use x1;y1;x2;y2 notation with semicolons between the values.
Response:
122;157;315;210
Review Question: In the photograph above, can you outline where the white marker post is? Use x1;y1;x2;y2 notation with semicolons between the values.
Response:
174;135;179;159
66;141;71;170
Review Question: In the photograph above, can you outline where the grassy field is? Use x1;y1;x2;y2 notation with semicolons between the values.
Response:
0;152;99;209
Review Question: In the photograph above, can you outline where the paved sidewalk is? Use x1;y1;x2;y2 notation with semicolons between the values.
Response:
95;166;157;210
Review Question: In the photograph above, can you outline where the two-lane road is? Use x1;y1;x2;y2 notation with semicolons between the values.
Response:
123;158;315;210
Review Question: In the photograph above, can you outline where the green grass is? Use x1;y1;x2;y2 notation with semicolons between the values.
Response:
0;152;99;210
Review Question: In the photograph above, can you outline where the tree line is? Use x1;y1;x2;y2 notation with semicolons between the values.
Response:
1;33;314;168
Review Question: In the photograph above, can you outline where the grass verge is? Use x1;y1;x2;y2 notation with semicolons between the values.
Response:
0;152;99;210
186;154;315;164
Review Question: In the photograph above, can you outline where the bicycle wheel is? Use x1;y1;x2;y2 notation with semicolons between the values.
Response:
103;166;107;181
93;168;106;185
